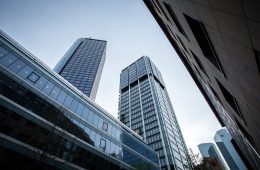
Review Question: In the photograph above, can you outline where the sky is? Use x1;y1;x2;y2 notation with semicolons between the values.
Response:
0;0;221;154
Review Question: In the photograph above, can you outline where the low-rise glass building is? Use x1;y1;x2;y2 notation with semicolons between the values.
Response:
0;30;160;170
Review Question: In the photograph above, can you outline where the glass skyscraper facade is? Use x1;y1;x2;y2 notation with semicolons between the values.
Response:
214;129;247;170
54;38;106;100
119;56;191;170
0;30;160;170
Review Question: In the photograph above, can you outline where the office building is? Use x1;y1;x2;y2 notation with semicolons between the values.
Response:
0;30;160;170
143;0;260;168
198;143;228;170
54;38;106;100
118;56;191;170
214;128;247;170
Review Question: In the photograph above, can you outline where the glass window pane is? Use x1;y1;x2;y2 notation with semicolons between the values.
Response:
57;90;67;104
49;85;61;100
27;72;40;83
0;53;17;67
70;99;79;113
8;59;25;73
100;138;106;150
42;81;55;95
64;95;73;108
105;139;111;154
102;122;108;131
82;107;89;120
110;142;115;156
87;110;94;123
75;102;84;117
0;46;8;58
92;114;99;127
89;130;96;145
17;65;33;79
97;117;103;129
34;76;48;90
95;133;101;147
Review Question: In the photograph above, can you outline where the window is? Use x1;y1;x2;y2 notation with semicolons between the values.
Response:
8;59;25;74
100;138;106;150
0;46;8;58
16;67;32;81
28;72;40;83
0;53;17;67
102;122;108;131
163;2;187;37
254;49;260;74
184;14;225;75
216;79;245;122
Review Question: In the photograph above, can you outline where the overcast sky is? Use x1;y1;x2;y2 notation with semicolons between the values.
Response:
0;0;221;153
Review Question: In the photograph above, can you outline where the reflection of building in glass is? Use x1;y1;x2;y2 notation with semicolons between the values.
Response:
143;0;260;169
214;128;247;170
0;30;160;170
198;143;229;170
118;56;191;170
54;38;106;100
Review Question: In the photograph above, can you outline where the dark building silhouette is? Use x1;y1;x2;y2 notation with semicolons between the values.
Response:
118;56;191;170
0;30;160;170
54;38;106;100
143;0;260;169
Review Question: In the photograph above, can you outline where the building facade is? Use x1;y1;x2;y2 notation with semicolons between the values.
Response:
143;0;260;169
0;30;160;170
214;128;247;170
118;56;191;170
198;143;228;170
54;38;106;100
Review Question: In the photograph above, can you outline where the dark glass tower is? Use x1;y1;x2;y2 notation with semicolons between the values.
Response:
54;38;106;100
119;56;191;170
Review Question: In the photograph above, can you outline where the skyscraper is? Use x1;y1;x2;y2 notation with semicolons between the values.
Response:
198;143;229;170
143;0;260;169
0;30;160;169
119;56;190;170
54;38;106;100
214;128;247;170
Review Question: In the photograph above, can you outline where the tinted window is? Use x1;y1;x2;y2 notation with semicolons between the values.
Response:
49;85;61;100
17;65;33;79
82;107;89;120
75;103;84;117
34;76;48;90
70;99;79;113
8;59;25;73
0;46;8;58
42;81;55;95
57;90;67;104
0;53;17;66
27;72;40;83
87;110;94;123
64;95;73;108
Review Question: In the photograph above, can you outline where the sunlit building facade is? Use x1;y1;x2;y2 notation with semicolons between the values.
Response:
119;56;191;170
0;30;160;170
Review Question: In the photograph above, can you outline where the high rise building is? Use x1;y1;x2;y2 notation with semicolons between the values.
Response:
214;128;247;170
0;30;160;170
118;56;191;170
198;143;228;170
54;38;106;100
143;0;260;169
